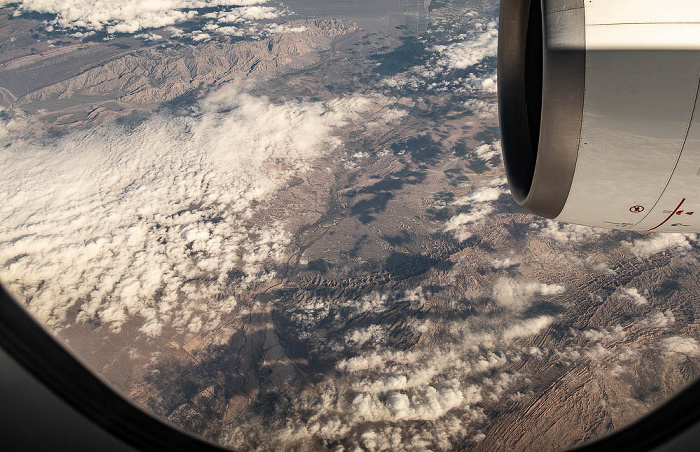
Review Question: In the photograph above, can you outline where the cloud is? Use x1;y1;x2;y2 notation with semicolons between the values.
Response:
359;428;403;451
623;233;697;258
617;287;648;305
557;326;640;369
444;205;493;241
662;336;700;357
267;240;683;449
209;5;281;22
464;98;497;118
264;23;307;34
202;23;244;36
2;0;273;34
537;220;609;243
134;32;163;40
565;254;616;275
454;186;505;205
222;272;560;451
491;256;520;269
199;6;298;38
345;325;387;347
263;278;558;450
473;74;497;93
0;86;375;336
642;310;675;328
581;325;626;343
351;385;470;422
584;343;612;360
191;31;211;41
444;176;506;241
432;21;498;70
474;142;501;161
0;108;28;139
491;277;565;311
380;16;499;95
500;316;555;342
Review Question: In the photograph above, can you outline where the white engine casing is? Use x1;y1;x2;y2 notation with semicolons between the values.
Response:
498;0;700;232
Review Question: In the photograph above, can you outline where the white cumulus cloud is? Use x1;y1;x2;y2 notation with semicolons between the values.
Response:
623;233;697;258
643;310;676;328
2;0;272;34
491;277;565;311
224;276;560;451
537;219;609;243
211;5;280;22
444;175;506;242
617;287;648;306
662;336;700;357
432;21;498;70
444;205;493;241
0;86;373;337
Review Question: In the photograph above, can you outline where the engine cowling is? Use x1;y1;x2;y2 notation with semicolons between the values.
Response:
498;0;700;232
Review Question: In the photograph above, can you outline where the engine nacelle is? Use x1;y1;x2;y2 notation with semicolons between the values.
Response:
498;0;700;232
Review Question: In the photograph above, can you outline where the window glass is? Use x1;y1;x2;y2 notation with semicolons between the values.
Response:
1;1;698;450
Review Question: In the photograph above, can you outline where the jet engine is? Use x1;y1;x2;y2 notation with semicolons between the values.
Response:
498;0;700;232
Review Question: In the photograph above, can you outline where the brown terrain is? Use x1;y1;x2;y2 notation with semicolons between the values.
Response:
1;1;700;451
